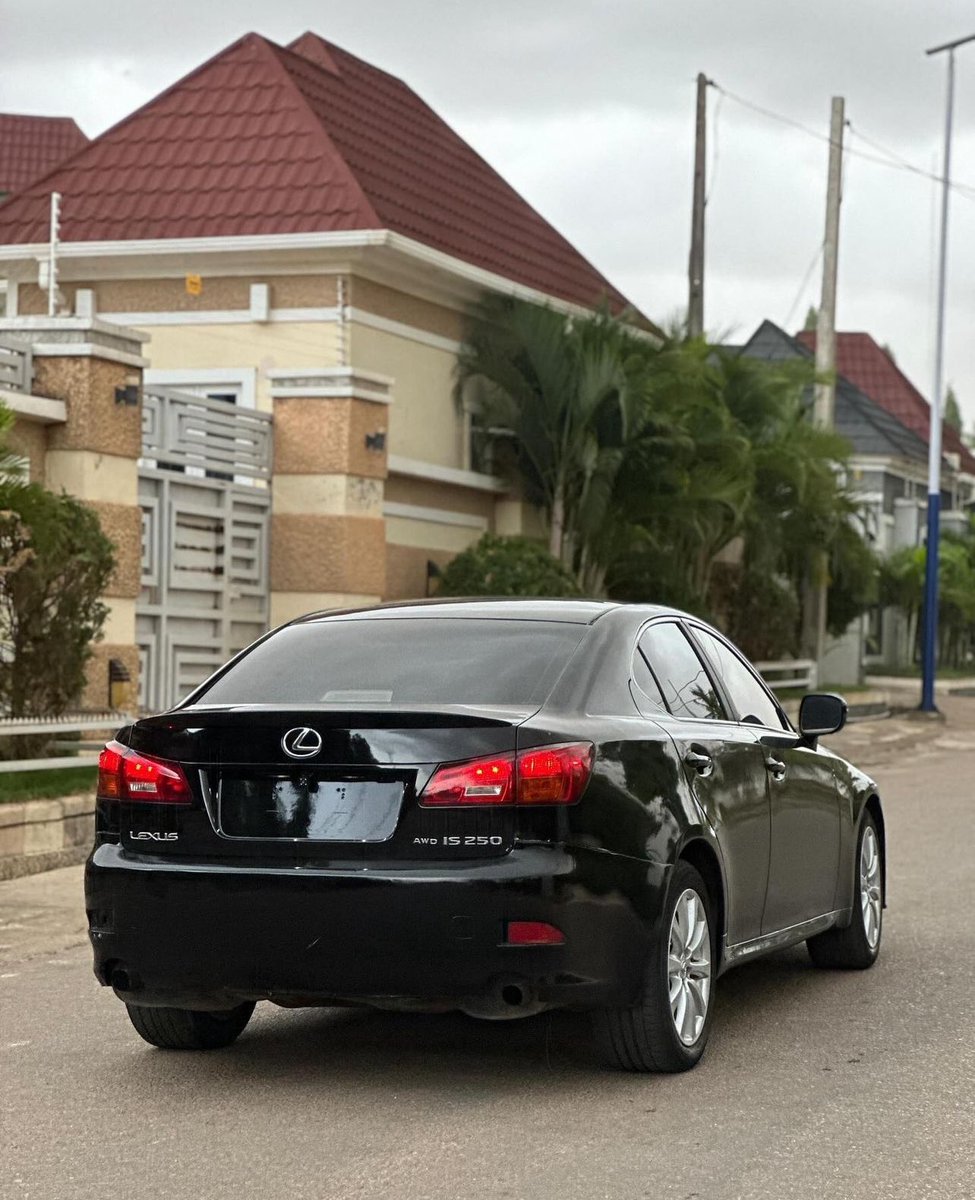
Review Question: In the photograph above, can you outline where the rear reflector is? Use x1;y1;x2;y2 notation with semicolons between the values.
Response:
419;742;594;807
97;741;193;805
506;921;565;946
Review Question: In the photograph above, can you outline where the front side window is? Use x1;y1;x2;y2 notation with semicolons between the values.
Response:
639;623;726;721
692;628;786;730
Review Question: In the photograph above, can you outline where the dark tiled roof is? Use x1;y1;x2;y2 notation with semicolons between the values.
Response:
0;114;88;197
797;329;975;474
0;33;638;315
740;320;930;464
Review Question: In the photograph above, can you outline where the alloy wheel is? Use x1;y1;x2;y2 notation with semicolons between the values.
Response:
667;888;711;1046
860;825;882;949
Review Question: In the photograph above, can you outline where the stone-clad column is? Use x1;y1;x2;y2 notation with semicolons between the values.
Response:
0;316;147;709
268;368;390;626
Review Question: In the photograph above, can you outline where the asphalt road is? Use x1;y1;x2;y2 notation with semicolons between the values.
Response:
2;702;974;1200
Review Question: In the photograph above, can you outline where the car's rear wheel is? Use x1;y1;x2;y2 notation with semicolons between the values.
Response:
125;1001;256;1050
807;812;883;970
592;861;715;1072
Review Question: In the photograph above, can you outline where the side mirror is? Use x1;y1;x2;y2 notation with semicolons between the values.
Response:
799;693;848;744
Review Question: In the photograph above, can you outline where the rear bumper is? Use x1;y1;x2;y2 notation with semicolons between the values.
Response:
85;842;667;1014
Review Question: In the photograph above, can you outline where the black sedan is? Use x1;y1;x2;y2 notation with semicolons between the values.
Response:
85;600;885;1072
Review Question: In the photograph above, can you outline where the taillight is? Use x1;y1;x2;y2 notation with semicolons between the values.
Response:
97;740;193;805
418;754;515;806
517;743;594;804
419;742;593;807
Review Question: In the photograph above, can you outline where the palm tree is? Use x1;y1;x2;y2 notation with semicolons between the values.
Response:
0;401;26;483
456;297;635;578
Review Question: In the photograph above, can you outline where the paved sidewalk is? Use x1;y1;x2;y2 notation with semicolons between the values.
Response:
0;863;86;967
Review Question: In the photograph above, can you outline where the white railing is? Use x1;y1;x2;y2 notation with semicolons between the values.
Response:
755;659;817;693
0;711;132;774
141;387;272;480
0;337;33;393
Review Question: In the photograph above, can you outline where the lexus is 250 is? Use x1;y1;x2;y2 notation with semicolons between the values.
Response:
86;600;885;1072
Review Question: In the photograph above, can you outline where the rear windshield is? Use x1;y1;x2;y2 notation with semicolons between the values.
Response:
194;618;587;708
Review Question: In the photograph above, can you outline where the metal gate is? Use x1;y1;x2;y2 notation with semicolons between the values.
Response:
137;388;272;712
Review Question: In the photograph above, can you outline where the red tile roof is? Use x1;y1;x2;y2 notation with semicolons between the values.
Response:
797;329;975;475
0;33;637;316
0;114;88;197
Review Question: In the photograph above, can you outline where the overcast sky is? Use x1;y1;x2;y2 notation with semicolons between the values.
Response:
4;0;975;428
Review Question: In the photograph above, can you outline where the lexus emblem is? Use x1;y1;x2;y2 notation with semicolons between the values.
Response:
281;727;323;759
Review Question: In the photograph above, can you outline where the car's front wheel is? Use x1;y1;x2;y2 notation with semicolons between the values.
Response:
125;1001;256;1050
592;861;715;1072
807;812;883;970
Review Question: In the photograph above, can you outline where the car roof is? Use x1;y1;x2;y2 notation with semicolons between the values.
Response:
292;598;677;627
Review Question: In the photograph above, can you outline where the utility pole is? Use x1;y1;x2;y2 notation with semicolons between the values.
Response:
803;98;845;676
920;32;975;713
813;98;845;428
687;73;708;339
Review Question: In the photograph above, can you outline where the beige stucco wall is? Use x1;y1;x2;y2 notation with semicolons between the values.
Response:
351;278;466;343
349;323;461;467
6;418;46;482
384;515;483;555
385;473;496;523
141;322;344;412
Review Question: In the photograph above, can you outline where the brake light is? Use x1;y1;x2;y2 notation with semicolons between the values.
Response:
97;740;193;805
418;754;515;806
419;742;593;807
517;743;594;805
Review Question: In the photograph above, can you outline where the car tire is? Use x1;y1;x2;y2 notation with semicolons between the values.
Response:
807;812;883;970
125;1001;256;1050
592;861;716;1072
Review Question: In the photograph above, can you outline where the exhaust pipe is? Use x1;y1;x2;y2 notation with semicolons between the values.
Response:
460;976;547;1020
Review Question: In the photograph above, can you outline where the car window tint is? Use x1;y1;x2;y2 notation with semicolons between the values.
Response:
195;618;586;708
639;623;726;721
631;649;668;714
693;629;786;730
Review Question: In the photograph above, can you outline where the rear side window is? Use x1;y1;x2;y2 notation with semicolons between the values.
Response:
692;628;787;730
631;649;668;714
639;622;726;721
195;618;586;708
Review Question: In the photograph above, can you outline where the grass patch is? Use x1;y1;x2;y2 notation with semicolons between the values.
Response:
0;766;97;805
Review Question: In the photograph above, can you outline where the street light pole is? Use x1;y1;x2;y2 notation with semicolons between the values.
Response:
920;33;975;713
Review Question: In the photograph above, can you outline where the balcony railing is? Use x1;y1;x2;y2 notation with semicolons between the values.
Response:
0;337;33;394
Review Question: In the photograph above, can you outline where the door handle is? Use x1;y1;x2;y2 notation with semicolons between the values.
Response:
684;750;714;777
765;756;787;781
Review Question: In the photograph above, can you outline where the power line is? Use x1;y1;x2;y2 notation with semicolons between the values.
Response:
782;239;825;330
713;82;975;203
705;86;724;207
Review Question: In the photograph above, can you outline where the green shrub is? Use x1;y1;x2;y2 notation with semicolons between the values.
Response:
0;482;115;745
437;534;581;598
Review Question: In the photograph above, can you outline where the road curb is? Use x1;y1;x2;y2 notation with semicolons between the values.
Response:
0;794;94;881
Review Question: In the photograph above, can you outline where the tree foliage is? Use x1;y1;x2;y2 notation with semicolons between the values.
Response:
437;534;580;599
879;526;975;668
456;299;879;659
0;401;27;483
0;482;115;734
944;385;962;432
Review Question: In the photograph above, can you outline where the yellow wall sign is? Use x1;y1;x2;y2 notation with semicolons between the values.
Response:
185;274;203;296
